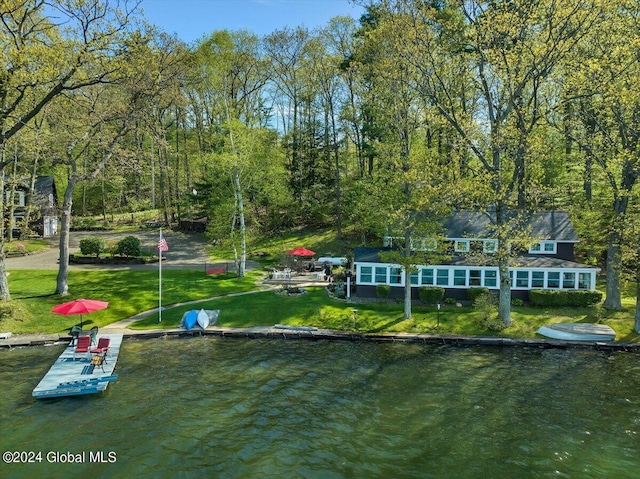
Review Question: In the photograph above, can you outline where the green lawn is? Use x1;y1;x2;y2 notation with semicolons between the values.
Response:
129;286;640;342
4;269;261;334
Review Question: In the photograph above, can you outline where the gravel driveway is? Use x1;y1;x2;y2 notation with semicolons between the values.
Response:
5;230;257;271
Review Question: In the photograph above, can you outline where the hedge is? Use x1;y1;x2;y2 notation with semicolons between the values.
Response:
376;284;391;299
467;287;490;303
529;289;603;307
418;286;445;304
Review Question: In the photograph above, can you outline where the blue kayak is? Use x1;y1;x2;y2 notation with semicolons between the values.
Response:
183;310;198;330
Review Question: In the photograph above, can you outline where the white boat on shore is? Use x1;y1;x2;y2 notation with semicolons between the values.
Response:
537;323;616;341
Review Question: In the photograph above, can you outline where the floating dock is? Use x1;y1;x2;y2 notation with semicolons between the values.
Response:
32;334;123;399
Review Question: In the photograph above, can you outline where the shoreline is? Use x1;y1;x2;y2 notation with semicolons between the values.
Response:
2;326;640;352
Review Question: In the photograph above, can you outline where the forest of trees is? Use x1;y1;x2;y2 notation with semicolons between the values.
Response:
2;0;640;329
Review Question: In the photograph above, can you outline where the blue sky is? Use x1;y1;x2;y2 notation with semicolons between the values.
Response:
139;0;365;43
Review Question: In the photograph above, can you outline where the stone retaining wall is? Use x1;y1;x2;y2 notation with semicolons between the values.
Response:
4;328;638;352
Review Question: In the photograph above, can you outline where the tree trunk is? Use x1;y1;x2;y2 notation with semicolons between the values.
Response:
498;256;511;327
233;167;246;278
0;153;9;301
496;204;512;327
404;266;412;320
635;242;640;333
330;101;342;240
604;238;622;310
56;175;77;296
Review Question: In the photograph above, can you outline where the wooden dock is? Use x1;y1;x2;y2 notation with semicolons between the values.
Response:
32;334;123;399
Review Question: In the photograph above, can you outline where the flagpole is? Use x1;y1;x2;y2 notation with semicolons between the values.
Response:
158;228;162;323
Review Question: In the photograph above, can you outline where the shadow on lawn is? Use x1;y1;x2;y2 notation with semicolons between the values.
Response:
368;316;406;333
15;293;58;299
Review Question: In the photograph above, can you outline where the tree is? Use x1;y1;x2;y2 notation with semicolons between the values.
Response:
49;27;186;295
372;0;605;326
0;0;140;300
558;0;640;310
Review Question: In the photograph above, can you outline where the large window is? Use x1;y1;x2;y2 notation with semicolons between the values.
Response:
436;269;449;286
360;266;372;283
454;269;466;286
390;267;402;285
375;267;387;283
516;271;529;288
563;272;576;289
547;272;560;288
484;270;497;287
469;270;481;286
578;272;591;290
421;268;434;285
532;271;545;288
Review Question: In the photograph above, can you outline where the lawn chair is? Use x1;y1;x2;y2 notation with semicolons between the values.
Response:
74;335;91;360
69;325;82;346
90;337;111;365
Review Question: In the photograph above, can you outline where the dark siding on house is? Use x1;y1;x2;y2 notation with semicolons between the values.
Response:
355;285;529;301
555;242;574;261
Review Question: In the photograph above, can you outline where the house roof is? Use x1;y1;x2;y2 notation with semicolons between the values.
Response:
354;247;391;263
34;176;55;192
442;210;579;242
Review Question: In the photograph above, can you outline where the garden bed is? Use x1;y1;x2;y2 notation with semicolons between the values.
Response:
69;254;159;265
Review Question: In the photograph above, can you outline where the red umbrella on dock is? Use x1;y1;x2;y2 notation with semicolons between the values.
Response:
52;298;109;329
287;247;315;257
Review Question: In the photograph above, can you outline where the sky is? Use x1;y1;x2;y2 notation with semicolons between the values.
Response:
138;0;365;43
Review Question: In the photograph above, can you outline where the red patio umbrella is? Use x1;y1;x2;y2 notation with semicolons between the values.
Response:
287;247;315;257
52;298;109;329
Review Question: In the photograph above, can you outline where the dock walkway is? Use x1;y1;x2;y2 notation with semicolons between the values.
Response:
32;334;123;399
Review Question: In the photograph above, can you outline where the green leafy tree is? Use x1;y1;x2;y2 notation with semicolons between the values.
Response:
0;0;140;300
371;0;605;326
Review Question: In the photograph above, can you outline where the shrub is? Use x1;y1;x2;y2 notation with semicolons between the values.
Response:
467;287;490;303
79;236;105;257
115;235;141;257
376;284;391;299
443;297;456;305
511;298;524;307
529;289;603;307
474;293;505;331
418;286;445;304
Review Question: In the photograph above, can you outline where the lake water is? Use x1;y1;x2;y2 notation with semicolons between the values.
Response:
1;337;640;478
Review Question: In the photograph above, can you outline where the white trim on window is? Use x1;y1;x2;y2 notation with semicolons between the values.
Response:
454;240;470;253
483;240;498;253
354;262;599;291
529;241;557;254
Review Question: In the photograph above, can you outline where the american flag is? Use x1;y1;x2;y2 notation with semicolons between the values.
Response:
158;234;169;252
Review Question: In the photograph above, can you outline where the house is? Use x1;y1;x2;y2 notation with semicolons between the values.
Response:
6;176;59;238
353;211;600;301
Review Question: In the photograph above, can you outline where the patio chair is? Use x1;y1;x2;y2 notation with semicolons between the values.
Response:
90;337;111;364
74;335;91;360
69;325;82;346
89;326;99;346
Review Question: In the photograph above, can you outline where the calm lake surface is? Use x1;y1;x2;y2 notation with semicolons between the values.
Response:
1;337;640;478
